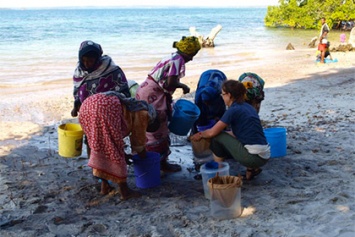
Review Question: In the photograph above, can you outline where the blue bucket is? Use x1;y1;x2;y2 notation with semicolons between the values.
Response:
264;127;287;158
168;99;200;136
133;152;161;188
197;119;216;132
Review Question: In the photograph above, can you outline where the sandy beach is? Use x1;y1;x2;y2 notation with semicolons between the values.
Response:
0;47;354;237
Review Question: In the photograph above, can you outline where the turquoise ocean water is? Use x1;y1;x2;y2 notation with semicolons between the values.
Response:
0;7;320;85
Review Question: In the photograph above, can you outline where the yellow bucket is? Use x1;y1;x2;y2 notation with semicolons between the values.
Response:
58;123;84;158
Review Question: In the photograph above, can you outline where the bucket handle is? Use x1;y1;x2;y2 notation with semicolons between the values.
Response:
135;161;160;178
137;172;149;178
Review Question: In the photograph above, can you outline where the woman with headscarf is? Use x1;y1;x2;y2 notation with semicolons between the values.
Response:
79;91;159;200
71;40;130;117
238;72;265;114
136;36;201;173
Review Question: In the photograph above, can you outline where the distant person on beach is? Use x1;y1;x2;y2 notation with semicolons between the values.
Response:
71;40;130;117
136;36;201;173
316;47;333;62
190;80;270;180
192;69;227;134
78;91;159;200
318;17;330;64
238;72;265;114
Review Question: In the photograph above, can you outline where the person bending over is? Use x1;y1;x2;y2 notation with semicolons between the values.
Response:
135;36;201;173
79;91;159;200
192;69;227;134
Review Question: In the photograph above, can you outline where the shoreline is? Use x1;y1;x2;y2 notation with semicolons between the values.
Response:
0;50;354;133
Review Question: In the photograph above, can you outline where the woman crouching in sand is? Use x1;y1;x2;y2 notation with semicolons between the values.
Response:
190;80;270;180
79;91;159;200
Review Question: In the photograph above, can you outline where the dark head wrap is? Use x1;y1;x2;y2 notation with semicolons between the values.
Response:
78;40;103;62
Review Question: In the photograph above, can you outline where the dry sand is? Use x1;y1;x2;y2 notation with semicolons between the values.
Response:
0;48;354;237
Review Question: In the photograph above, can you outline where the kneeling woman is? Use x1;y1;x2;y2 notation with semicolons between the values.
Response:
190;80;270;180
79;91;159;200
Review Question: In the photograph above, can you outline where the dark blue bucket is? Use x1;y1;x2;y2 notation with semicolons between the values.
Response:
168;99;200;136
133;152;161;188
264;127;287;158
197;119;216;132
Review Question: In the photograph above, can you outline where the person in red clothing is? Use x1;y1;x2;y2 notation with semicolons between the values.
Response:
79;91;159;200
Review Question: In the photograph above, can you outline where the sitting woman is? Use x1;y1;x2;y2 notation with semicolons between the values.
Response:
238;72;265;114
192;69;227;134
79;91;159;200
190;80;270;180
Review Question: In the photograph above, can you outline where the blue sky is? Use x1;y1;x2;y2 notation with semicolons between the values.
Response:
0;0;279;8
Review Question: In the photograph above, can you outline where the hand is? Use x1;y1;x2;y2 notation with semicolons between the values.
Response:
71;108;78;117
182;85;190;94
189;132;202;142
137;149;147;159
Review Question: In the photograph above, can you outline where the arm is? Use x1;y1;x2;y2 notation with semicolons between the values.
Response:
189;120;228;141
71;83;81;117
165;75;190;94
71;98;81;117
320;24;329;42
320;31;328;41
129;110;149;158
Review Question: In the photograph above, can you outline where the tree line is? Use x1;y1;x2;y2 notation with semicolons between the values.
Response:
264;0;355;30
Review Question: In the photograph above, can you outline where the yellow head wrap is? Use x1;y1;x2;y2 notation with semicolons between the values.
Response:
173;36;201;56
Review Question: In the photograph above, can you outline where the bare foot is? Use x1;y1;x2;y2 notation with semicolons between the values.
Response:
118;182;141;200
160;161;182;173
244;168;262;181
120;190;142;201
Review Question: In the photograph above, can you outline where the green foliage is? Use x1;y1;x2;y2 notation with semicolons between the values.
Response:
265;0;355;29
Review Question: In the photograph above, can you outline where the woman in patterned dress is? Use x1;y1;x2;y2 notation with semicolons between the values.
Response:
79;91;159;200
135;36;201;173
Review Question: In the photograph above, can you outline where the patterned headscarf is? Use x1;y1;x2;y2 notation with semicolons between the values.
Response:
238;72;265;102
173;36;201;56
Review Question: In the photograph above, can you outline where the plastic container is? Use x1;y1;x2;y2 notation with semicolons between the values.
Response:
210;186;242;219
192;119;216;159
58;123;84;158
196;119;216;132
168;99;200;136
208;175;243;219
264;127;287;158
191;139;213;159
200;161;229;199
133;152;161;189
128;80;139;98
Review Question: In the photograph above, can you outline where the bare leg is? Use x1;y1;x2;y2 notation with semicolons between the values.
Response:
118;182;141;200
320;50;326;63
100;179;113;195
213;153;224;162
87;145;91;158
